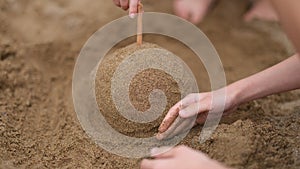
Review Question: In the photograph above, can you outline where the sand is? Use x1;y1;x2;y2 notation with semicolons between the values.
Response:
0;0;300;168
95;43;182;137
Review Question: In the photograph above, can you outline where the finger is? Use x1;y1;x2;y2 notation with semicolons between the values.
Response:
179;102;208;118
129;0;139;15
158;94;199;133
181;93;200;108
157;117;184;140
150;146;174;158
158;106;179;133
162;117;195;140
157;116;195;140
113;0;121;7
120;0;129;10
172;117;195;134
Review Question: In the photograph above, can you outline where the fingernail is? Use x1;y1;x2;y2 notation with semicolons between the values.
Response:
129;13;136;19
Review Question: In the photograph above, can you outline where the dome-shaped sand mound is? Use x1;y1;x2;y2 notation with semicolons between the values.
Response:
95;43;183;138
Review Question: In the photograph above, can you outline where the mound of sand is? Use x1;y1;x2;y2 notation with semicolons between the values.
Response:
95;43;183;138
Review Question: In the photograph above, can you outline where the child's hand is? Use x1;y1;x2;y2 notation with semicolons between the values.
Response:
141;145;229;169
157;88;237;140
112;0;140;18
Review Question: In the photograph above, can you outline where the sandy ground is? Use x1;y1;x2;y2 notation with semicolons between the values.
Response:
0;0;300;168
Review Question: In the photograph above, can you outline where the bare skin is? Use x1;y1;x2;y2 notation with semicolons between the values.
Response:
157;54;300;139
244;0;278;22
111;0;300;168
175;0;278;23
140;146;229;169
151;0;300;168
113;0;278;23
173;0;215;24
112;0;141;18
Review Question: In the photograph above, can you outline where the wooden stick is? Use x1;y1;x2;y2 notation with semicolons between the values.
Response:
137;2;143;46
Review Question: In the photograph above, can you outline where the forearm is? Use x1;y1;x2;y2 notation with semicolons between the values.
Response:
271;0;300;52
233;0;300;103
229;54;300;105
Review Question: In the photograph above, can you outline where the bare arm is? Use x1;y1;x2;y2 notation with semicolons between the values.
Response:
158;53;300;138
234;0;300;103
230;54;300;106
158;0;300;138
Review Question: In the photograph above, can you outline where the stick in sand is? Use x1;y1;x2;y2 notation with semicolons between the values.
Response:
137;2;143;46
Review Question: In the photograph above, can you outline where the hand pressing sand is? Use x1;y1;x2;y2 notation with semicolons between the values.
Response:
156;90;237;140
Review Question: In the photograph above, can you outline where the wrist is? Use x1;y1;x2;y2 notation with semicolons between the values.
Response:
226;79;252;108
